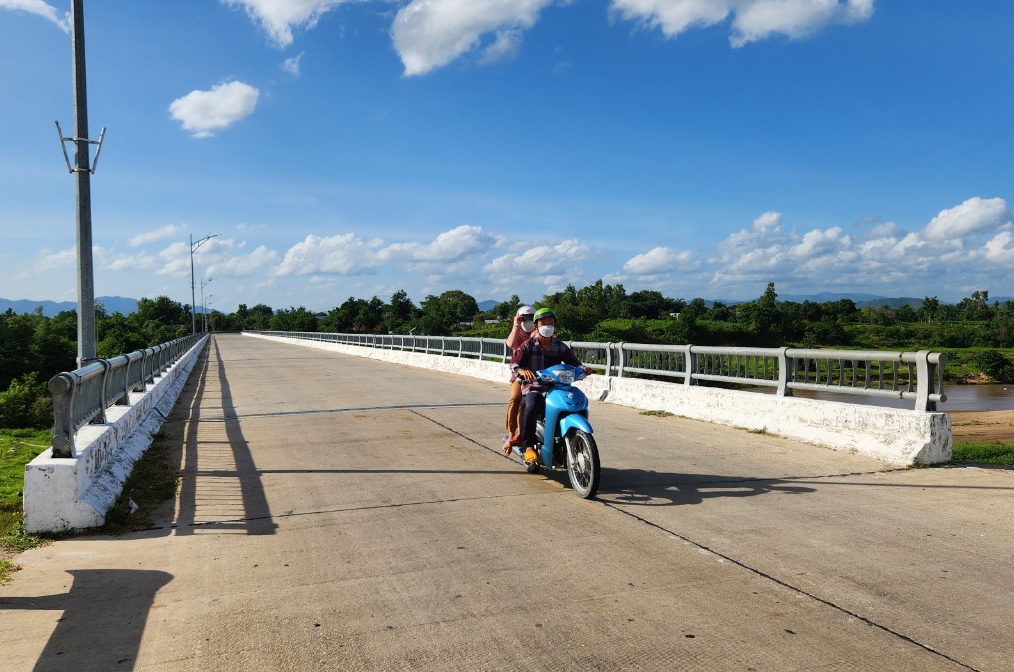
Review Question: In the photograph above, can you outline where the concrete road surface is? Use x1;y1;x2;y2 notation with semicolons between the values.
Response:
2;334;1013;671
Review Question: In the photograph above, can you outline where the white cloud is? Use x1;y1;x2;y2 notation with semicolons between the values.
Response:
283;51;304;76
609;0;730;38
621;246;697;275
379;225;500;265
483;239;590;283
129;224;181;247
923;196;1012;241
392;0;555;77
169;81;260;138
33;246;77;271
205;244;279;277
105;252;157;272
609;0;874;46
0;0;69;31
273;233;384;276
706;196;1013;296
221;0;346;47
479;29;523;65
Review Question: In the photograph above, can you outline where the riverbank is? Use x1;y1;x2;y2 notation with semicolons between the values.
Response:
949;409;1014;443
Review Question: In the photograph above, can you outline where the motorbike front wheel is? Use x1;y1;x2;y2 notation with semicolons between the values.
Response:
566;430;600;499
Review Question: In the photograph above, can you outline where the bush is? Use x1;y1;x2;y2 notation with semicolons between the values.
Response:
0;373;52;430
973;350;1014;383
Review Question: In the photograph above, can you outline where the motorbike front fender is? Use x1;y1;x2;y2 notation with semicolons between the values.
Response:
559;413;593;437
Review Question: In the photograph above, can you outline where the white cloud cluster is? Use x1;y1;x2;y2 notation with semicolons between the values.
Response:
609;0;874;47
273;225;502;278
220;0;875;78
220;0;346;47
129;224;181;247
703;196;1014;294
484;239;591;289
391;0;555;76
0;0;69;32
168;81;260;138
622;246;698;275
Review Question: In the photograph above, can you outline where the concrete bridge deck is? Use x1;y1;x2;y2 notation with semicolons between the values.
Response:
2;333;1013;671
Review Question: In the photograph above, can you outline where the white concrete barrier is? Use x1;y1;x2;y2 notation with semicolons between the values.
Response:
24;336;209;533
244;333;951;466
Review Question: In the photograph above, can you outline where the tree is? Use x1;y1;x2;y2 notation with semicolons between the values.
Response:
246;304;274;330
270;307;318;332
384;290;418;332
922;296;940;324
418;290;479;335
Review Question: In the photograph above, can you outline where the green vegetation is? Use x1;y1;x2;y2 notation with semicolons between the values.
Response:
102;430;179;534
0;429;51;535
639;410;674;417
952;441;1014;466
1;429;51;582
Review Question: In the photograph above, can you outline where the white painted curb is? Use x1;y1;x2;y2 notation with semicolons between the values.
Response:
245;332;951;466
23;336;209;533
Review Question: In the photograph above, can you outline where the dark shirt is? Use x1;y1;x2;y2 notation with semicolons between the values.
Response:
510;334;582;393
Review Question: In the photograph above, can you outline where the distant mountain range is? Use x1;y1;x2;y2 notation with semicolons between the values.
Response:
0;296;139;317
5;293;1012;318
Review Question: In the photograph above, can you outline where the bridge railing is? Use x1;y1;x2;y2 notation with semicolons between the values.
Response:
247;332;947;412
48;334;206;458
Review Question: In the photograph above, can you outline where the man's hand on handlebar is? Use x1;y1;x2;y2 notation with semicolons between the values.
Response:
582;365;594;376
518;368;537;382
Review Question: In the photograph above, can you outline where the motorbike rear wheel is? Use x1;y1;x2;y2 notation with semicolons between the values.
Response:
566;430;600;499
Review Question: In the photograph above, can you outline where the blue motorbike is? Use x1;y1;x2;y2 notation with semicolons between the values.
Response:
509;363;601;499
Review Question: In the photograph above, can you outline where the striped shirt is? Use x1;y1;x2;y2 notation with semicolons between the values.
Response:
510;334;582;393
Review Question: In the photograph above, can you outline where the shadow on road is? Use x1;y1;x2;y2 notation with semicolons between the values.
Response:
0;569;173;672
594;467;816;506
172;337;276;535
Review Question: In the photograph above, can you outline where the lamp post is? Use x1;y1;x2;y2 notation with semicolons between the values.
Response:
204;294;214;332
201;276;214;332
190;234;218;334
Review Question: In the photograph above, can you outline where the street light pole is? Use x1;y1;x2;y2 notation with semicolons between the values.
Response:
190;234;218;334
71;0;95;368
201;276;214;333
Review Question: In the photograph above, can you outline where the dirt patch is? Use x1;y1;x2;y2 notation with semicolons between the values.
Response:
949;410;1014;444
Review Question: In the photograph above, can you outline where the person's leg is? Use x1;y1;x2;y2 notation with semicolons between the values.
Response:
506;379;522;437
502;379;524;454
522;392;544;449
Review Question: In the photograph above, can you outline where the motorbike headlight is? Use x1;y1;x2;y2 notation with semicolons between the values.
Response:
556;370;575;384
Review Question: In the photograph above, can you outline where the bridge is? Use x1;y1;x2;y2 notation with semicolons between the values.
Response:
2;333;1013;670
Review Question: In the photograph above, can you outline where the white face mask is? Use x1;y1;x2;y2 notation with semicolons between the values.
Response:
538;325;555;338
521;320;535;333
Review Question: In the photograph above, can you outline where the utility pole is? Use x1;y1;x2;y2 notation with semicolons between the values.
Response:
190;234;218;334
56;0;105;368
201;276;214;333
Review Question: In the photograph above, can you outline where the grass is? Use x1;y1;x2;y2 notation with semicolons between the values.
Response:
0;429;54;583
1;429;52;537
639;410;674;417
100;429;180;535
952;441;1014;466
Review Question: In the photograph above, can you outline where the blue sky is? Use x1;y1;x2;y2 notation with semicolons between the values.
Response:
2;0;1013;313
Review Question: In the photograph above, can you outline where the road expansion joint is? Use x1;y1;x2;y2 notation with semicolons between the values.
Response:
601;500;980;672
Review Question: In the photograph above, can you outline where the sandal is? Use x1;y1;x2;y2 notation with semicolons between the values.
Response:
502;438;514;456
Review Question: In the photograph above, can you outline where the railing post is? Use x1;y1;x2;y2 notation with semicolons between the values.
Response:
776;347;792;397
915;350;935;411
95;358;111;423
685;345;697;386
616;342;626;378
49;373;76;458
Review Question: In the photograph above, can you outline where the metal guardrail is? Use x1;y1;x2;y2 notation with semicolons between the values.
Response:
48;334;206;458
247;332;947;412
